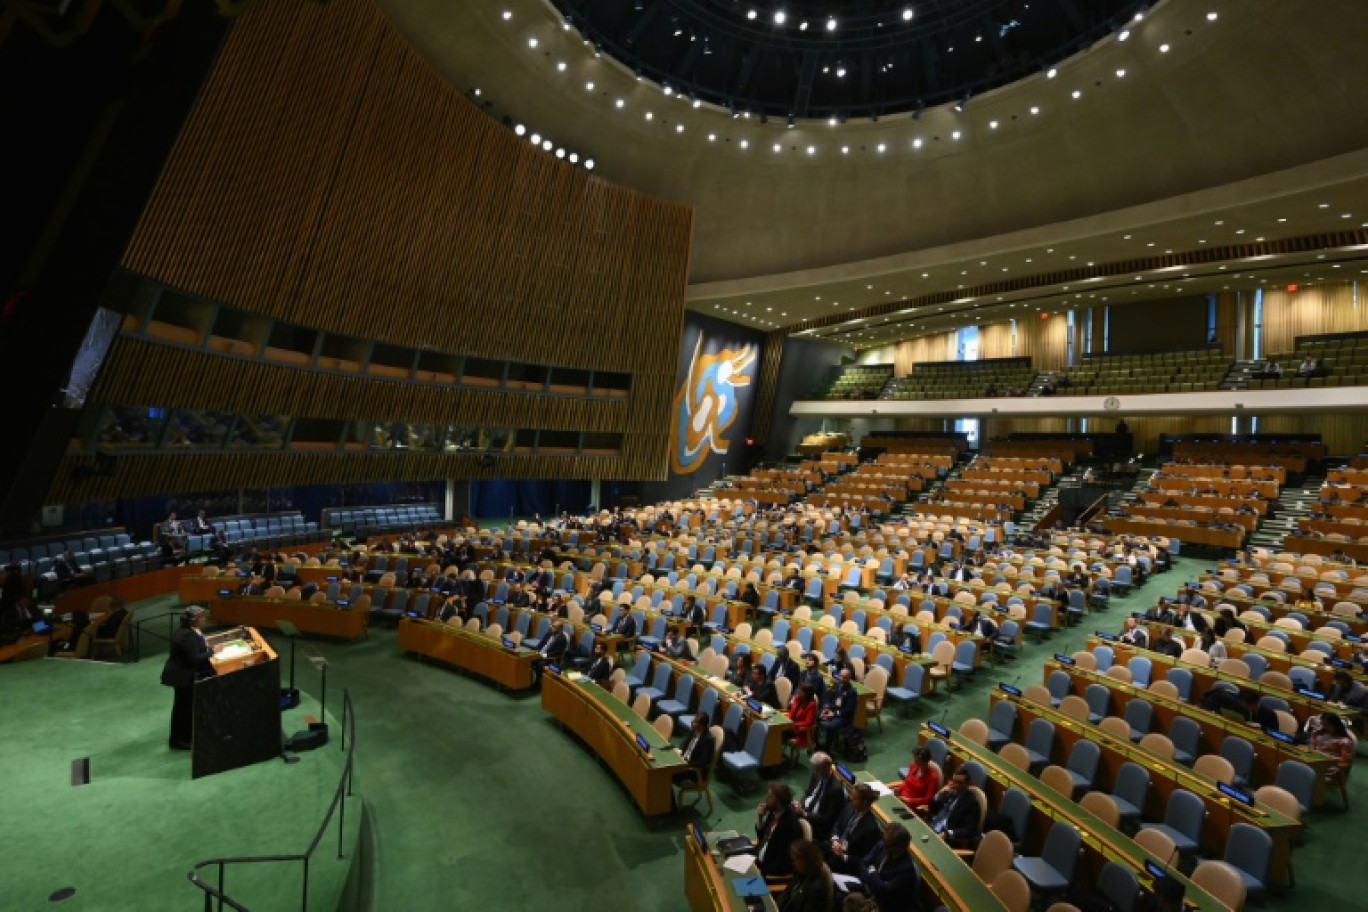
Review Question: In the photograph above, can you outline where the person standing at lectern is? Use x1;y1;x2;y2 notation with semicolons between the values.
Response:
161;606;219;750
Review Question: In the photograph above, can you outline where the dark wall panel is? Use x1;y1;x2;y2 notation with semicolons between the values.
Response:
1106;296;1209;353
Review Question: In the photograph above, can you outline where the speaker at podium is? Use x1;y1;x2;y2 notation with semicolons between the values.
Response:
193;626;282;779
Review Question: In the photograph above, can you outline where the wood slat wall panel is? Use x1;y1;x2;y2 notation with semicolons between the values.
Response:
749;330;786;446
91;337;627;432
105;0;689;499
50;450;643;503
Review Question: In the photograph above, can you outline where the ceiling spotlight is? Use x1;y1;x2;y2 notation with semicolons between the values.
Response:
541;139;552;151
902;8;914;22
514;124;526;136
703;37;712;55
1118;29;1130;41
555;148;565;159
827;18;837;31
746;9;757;20
835;62;847;78
1047;67;1058;79
1206;11;1218;21
786;114;795;128
527;37;538;48
774;10;787;25
1116;68;1126;78
568;152;578;163
953;91;970;113
1159;43;1170;52
584;159;594;170
530;132;541;145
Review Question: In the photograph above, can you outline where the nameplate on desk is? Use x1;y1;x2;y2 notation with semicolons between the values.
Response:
900;644;917;653
998;683;1022;696
218;589;232;597
634;734;652;753
1265;729;1295;744
744;698;764;714
501;638;518;649
336;600;349;607
717;626;732;634
835;763;855;783
1144;860;1176;880
1095;632;1117;641
326;575;339;581
689;822;707;853
405;611;420;618
1217;782;1254;805
237;570;249;577
590;623;603;632
1053;654;1076;665
1297;687;1325;700
1345;634;1362;643
927;721;950;737
546;664;561;675
1329;657;1351;669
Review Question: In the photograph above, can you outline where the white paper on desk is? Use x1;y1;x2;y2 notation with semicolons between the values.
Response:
723;854;757;874
867;780;895;797
832;874;862;891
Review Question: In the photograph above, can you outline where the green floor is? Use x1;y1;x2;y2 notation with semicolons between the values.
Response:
0;640;355;911
17;553;1362;911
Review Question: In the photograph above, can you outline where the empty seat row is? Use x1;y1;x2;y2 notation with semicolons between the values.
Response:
325;504;443;536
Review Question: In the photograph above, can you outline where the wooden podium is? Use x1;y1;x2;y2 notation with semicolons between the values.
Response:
192;626;282;779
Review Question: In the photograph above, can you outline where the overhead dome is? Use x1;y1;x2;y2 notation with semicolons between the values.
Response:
550;0;1149;119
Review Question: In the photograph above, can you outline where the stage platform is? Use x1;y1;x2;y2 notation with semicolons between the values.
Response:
1;656;358;911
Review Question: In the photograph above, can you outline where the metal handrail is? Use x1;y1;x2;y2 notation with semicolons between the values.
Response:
187;689;357;912
129;610;186;662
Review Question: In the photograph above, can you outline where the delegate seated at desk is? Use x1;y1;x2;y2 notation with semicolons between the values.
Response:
926;768;979;848
775;839;834;912
793;752;846;843
826;784;881;875
815;669;857;753
743;664;782;709
756;782;805;879
672;714;715;784
532;621;568;683
585;642;612;685
848;823;920;912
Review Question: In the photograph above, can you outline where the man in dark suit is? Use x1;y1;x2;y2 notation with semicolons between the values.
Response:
794;752;846;843
611;609;637;640
673;713;715;782
532;621;568;683
160;606;218;750
927;769;980;847
768;644;800;685
236;577;263;596
743;664;781;709
826;784;881;874
95;599;129;638
815;668;857;752
755;782;804;880
853;823;920;912
585;641;613;685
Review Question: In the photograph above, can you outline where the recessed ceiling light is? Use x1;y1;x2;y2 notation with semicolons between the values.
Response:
557;61;567;72
1047;68;1058;79
1030;106;1040;115
1118;29;1130;41
740;140;749;149
1159;43;1170;53
528;37;538;48
502;10;512;20
877;143;886;153
585;81;594;91
1207;12;1218;22
774;10;787;25
1116;68;1126;78
1072;90;1082;99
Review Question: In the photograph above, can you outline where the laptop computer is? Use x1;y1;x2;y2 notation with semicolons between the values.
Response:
714;835;756;857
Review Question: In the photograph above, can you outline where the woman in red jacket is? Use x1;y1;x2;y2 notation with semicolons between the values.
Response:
787;682;819;752
895;747;940;812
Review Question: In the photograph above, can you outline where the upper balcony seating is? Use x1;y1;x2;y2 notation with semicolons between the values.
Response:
323;504;443;538
811;364;895;400
880;358;1035;401
1053;348;1229;396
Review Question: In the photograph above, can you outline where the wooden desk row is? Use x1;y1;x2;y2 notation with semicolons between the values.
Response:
1138;618;1365;691
399;617;539;690
542;669;686;816
1127;506;1259;532
208;595;368;640
920;725;1230;912
989;690;1299;883
1101;518;1243;550
1137;492;1268;515
1043;660;1333;806
1086;635;1357;728
1282;535;1368;563
1164;463;1287;482
1152;478;1279;499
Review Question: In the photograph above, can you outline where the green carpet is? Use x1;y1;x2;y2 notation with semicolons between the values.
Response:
0;613;356;912
16;553;1360;911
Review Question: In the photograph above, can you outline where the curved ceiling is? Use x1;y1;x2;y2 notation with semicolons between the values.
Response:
379;0;1368;344
548;0;1145;119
